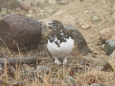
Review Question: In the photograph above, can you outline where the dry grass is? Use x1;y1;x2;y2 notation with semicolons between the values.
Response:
0;43;114;86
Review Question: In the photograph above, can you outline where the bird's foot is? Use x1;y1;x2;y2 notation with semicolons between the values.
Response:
63;57;68;64
54;59;62;65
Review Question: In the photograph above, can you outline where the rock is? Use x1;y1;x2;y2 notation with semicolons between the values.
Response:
36;0;47;4
90;83;106;86
58;0;70;5
103;40;115;55
63;76;77;86
1;10;8;17
48;0;57;5
81;24;90;30
92;16;100;21
65;24;91;55
36;65;51;74
26;10;34;17
101;63;114;72
20;3;30;11
107;50;115;71
0;0;21;10
99;27;115;41
112;12;115;20
0;14;42;50
97;41;104;45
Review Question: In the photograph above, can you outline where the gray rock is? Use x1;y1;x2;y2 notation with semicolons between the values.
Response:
92;16;100;21
65;24;91;55
103;40;115;55
48;0;57;5
36;65;51;74
63;76;77;86
58;0;70;5
36;0;47;4
112;12;115;20
90;83;106;86
0;14;43;50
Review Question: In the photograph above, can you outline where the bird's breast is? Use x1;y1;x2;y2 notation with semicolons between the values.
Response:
47;37;74;57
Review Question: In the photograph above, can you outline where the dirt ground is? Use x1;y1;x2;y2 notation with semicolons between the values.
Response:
0;0;115;86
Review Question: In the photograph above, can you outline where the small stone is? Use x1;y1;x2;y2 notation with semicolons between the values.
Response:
20;3;30;11
92;16;100;21
103;40;115;55
48;0;57;5
81;24;90;30
36;0;46;4
90;83;106;86
26;10;34;17
107;50;115;71
112;12;115;20
63;76;77;86
99;27;115;41
58;0;70;5
1;10;7;16
101;63;114;72
97;41;104;45
1;8;7;11
36;65;51;74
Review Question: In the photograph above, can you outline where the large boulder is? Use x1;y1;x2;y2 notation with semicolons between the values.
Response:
65;24;91;55
0;14;42;50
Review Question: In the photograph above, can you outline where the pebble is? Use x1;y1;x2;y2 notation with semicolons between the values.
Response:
36;65;51;74
36;0;46;4
48;0;57;5
1;10;8;16
103;40;115;55
101;63;114;72
92;16;100;21
63;76;77;86
26;10;34;17
81;24;90;30
59;0;70;5
90;83;106;86
112;12;115;20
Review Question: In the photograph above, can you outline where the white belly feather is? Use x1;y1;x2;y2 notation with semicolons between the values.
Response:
47;37;74;58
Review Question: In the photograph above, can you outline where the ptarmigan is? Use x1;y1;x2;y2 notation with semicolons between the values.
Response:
47;20;74;65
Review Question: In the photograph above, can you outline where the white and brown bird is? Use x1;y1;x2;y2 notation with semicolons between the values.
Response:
47;20;74;65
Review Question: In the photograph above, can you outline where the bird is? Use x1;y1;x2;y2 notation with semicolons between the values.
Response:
47;20;74;65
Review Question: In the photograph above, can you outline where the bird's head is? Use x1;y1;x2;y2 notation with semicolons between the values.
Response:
48;20;64;30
